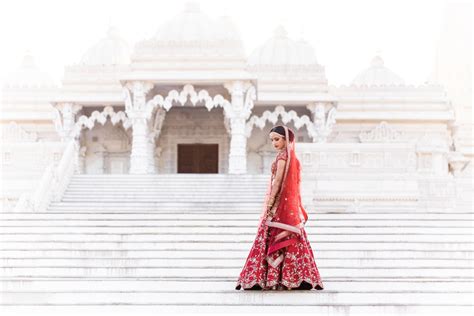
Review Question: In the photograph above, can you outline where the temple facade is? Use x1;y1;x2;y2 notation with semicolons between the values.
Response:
0;2;471;212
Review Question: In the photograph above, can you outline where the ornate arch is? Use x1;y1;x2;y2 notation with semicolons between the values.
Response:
245;105;315;138
71;106;132;139
146;84;232;113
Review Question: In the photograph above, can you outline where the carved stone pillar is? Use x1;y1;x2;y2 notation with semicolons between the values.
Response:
77;146;87;174
52;103;83;174
146;134;156;173
306;102;337;143
124;81;154;174
147;107;166;174
53;103;83;142
224;81;256;174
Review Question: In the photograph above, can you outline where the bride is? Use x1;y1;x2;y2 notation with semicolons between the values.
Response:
235;125;324;291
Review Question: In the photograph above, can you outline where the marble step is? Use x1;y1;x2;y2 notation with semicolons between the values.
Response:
0;233;472;242
68;178;269;182
48;203;265;209
59;197;265;202
71;174;269;178
42;206;464;213
1;305;470;314
0;288;472;306
1;267;473;279
1;258;472;268
1;226;471;234
2;278;472;292
64;188;267;193
65;185;268;190
67;181;269;186
2;249;471;259
1;212;473;220
55;200;265;205
65;186;268;190
1;241;472;251
67;181;270;185
69;176;268;179
1;219;472;227
61;194;266;199
66;185;268;190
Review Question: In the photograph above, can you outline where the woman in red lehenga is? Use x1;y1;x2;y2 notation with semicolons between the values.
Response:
235;125;324;291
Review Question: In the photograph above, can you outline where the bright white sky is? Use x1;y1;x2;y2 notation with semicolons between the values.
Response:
0;0;450;87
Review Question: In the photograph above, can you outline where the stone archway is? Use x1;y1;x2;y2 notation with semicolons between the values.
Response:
155;106;229;173
73;106;132;174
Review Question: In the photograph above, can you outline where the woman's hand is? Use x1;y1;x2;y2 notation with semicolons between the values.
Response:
266;197;275;217
266;208;274;217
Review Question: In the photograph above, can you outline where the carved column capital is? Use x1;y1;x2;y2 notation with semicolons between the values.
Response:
305;101;337;143
54;102;83;115
224;80;249;95
223;81;256;120
124;81;154;95
52;102;83;142
123;81;154;114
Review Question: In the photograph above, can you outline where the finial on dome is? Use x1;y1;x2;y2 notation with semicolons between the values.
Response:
274;25;288;38
21;50;36;68
107;26;120;39
298;22;307;40
371;54;384;67
351;51;405;86
184;1;200;13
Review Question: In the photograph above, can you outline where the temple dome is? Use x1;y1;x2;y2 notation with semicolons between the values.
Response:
154;2;243;45
3;52;56;88
248;26;319;66
80;26;131;66
351;55;405;86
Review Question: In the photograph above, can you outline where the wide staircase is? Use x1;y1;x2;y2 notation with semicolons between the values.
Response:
1;174;473;314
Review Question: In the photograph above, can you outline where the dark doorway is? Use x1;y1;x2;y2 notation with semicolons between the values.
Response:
177;144;219;173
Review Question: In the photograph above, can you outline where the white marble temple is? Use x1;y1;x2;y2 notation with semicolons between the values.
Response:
0;1;471;213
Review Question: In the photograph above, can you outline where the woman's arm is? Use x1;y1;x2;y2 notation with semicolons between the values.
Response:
269;159;286;201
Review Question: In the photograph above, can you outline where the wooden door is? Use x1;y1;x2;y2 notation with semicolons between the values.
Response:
177;144;218;173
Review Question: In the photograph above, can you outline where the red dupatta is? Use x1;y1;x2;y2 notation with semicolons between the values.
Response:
257;126;308;268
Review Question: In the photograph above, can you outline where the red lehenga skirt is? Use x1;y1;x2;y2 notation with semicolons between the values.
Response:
235;215;324;290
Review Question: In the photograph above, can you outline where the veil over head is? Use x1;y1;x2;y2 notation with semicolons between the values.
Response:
258;125;309;262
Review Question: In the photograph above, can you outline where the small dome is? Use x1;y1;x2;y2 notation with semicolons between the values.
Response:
80;26;131;66
154;2;242;44
215;15;242;41
3;52;56;88
295;38;318;64
248;26;319;66
351;55;405;86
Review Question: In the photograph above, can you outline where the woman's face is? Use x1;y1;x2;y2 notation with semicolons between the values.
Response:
269;132;286;151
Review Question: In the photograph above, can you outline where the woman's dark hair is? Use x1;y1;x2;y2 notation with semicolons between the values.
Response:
269;125;294;142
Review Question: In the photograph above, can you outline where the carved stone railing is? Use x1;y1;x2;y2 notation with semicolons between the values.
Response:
294;143;420;210
14;140;79;212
